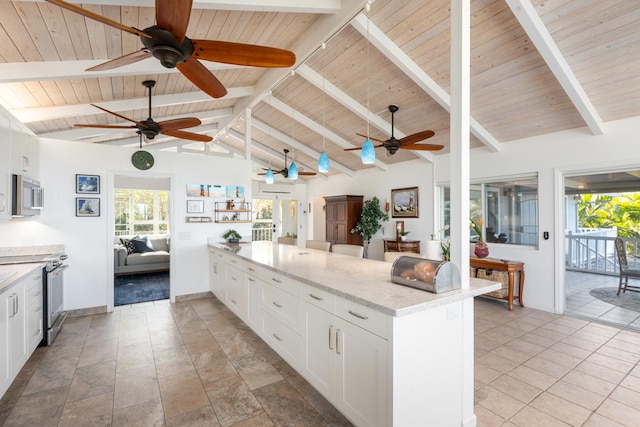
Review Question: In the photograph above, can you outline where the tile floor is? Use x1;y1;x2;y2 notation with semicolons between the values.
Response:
565;271;640;329
0;292;639;426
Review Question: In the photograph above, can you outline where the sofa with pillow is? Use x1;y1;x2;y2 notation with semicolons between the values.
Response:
114;235;170;275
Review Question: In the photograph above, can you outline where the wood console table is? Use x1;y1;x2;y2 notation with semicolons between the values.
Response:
383;239;420;254
470;257;525;311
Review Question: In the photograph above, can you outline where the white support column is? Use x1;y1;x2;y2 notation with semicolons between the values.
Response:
450;0;475;426
244;108;252;161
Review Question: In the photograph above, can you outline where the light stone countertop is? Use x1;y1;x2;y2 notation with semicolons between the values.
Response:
0;263;45;294
208;241;501;317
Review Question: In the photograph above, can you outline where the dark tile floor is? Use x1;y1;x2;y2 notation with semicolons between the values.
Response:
0;296;352;426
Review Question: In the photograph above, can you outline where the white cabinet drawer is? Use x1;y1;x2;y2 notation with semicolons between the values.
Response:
262;283;301;333
335;297;389;340
244;263;262;277
300;283;336;313
27;277;42;308
226;256;247;271
262;270;300;297
262;311;301;366
27;303;43;342
226;265;247;317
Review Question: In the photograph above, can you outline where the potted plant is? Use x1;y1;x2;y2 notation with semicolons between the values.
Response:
398;230;410;241
351;196;389;258
222;229;242;243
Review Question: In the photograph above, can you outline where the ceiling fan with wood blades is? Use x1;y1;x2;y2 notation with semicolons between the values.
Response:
45;0;296;99
74;80;212;143
345;105;443;155
258;149;317;179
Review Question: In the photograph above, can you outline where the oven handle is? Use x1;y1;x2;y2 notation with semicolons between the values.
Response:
49;264;69;274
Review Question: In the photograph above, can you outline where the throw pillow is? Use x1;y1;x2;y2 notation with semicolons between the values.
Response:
131;236;154;253
120;238;137;255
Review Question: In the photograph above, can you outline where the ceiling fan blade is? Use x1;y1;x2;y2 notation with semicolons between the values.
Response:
355;133;386;143
191;40;296;68
399;130;435;145
89;104;138;124
298;172;317;176
86;49;152;71
161;129;212;142
156;0;192;42
74;124;136;129
400;143;444;151
258;170;283;176
45;0;150;38
157;117;202;131
177;57;227;98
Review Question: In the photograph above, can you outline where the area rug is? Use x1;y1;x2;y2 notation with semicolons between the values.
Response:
589;287;640;312
114;272;169;306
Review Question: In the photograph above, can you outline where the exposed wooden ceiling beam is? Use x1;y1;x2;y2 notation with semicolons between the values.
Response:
296;63;435;164
350;13;501;152
506;0;605;135
0;59;241;84
263;95;378;173
23;0;342;14
12;88;250;123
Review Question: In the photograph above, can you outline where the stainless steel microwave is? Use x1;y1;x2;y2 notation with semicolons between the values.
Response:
12;174;43;216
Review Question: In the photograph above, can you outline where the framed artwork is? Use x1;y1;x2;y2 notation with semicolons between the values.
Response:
186;200;205;214
391;187;419;218
226;186;245;198
76;174;100;194
76;198;100;217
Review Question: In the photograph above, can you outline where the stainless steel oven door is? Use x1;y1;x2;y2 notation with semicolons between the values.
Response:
47;264;68;327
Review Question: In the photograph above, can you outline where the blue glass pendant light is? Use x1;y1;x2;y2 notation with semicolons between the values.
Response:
265;168;275;184
318;151;330;173
361;138;376;164
288;162;299;179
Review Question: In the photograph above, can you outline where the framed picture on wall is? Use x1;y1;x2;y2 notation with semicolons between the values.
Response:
391;187;419;218
186;200;205;214
76;174;100;194
76;198;100;217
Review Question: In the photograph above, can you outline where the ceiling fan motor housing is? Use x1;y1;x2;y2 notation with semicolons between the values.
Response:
141;26;194;68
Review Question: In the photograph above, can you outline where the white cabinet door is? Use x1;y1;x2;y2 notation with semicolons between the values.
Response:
336;319;388;427
7;284;27;378
225;264;247;318
0;113;11;221
246;275;262;331
302;301;336;399
0;291;10;397
26;269;43;353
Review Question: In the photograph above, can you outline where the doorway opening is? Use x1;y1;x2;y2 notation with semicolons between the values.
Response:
252;196;298;244
113;176;171;306
563;170;640;329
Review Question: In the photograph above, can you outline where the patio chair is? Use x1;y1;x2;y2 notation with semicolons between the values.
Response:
614;237;640;295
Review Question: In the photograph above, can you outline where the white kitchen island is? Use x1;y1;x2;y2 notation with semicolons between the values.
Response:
208;241;500;427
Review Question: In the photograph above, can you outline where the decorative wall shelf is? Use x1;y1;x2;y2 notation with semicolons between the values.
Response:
215;202;252;223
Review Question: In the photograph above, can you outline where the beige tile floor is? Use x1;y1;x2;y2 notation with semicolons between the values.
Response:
1;294;640;426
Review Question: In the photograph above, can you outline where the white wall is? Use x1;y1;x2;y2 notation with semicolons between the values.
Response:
308;162;436;261
308;116;640;313
0;138;252;312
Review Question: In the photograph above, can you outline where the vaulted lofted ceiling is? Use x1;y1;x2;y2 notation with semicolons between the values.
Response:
1;0;639;183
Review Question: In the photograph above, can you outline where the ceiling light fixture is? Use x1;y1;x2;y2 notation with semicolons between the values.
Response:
318;42;330;173
265;168;275;184
289;117;298;180
361;9;375;165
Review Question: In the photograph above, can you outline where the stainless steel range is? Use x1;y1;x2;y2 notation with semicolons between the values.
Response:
43;254;68;345
0;252;68;345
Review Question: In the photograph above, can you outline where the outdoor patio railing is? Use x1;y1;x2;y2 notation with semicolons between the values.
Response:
566;230;640;275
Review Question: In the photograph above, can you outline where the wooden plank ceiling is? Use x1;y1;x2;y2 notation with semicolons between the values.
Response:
0;0;639;182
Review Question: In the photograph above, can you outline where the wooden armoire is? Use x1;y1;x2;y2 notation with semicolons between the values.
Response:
324;195;363;247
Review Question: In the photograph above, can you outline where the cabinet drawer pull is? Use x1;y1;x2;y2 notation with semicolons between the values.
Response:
33;275;40;281
272;301;282;308
33;329;41;337
271;278;282;283
336;329;341;355
309;293;324;301
33;291;42;297
348;310;368;320
248;278;255;282
248;267;256;272
231;299;237;304
273;333;283;341
329;326;334;350
33;306;41;313
230;259;237;264
231;276;237;281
